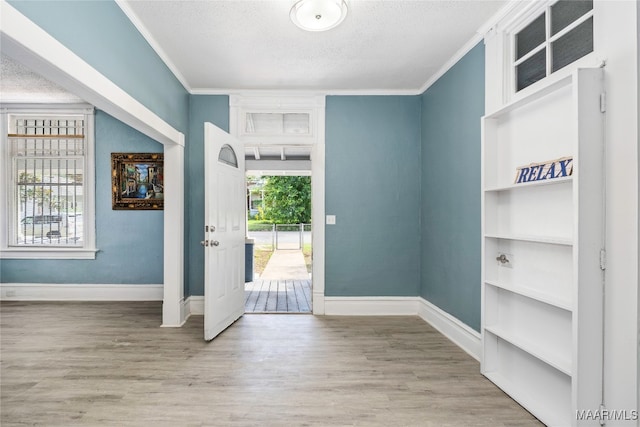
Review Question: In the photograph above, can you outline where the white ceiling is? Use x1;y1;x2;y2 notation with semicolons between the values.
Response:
0;54;84;103
0;1;511;101
120;0;508;93
1;0;509;171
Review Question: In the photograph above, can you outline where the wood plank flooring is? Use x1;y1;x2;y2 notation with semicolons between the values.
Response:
0;302;542;427
245;279;312;313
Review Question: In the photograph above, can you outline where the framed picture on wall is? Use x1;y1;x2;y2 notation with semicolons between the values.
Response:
111;153;164;210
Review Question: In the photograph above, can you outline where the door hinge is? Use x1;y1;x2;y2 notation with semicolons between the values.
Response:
600;93;606;113
600;249;606;270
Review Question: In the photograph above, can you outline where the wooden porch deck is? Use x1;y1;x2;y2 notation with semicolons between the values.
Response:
244;279;312;313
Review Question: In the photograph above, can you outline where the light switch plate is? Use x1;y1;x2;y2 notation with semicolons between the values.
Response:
326;215;336;225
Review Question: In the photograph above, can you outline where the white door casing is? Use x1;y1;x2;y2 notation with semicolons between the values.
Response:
229;94;326;314
203;122;246;341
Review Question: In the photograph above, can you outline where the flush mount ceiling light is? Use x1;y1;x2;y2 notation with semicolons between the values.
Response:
290;0;348;32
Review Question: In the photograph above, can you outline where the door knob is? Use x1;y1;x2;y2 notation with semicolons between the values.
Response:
200;240;208;247
211;241;220;246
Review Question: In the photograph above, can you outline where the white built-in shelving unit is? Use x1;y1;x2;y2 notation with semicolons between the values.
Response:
481;68;605;427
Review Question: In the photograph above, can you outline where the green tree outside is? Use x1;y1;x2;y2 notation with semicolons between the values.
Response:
18;172;62;213
261;176;311;224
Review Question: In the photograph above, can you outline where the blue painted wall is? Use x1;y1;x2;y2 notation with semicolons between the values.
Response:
1;1;185;286
7;0;189;133
0;110;164;284
186;96;230;296
325;96;421;297
420;42;485;331
3;0;488;334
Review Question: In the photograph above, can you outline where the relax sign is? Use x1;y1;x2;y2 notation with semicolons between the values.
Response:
514;156;573;184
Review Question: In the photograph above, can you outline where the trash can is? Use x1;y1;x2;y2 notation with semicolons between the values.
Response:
245;238;255;282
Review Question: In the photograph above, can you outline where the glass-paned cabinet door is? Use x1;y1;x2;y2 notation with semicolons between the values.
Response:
244;112;311;136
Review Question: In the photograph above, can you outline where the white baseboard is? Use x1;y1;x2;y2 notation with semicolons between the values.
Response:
324;296;419;315
321;295;481;362
186;295;204;315
417;297;481;361
0;283;163;301
5;285;481;362
188;296;415;317
312;292;325;314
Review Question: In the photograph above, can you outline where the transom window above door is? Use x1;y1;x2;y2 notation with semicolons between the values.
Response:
245;112;311;136
513;0;594;92
229;95;324;172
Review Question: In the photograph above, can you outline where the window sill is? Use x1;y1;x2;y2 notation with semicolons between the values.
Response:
0;247;98;260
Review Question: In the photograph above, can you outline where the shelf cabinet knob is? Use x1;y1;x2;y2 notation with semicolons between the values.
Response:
496;254;510;264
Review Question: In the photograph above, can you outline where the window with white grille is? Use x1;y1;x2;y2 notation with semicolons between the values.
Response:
1;106;96;259
513;0;594;92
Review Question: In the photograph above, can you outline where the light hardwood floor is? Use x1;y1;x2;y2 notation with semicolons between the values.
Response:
0;302;542;426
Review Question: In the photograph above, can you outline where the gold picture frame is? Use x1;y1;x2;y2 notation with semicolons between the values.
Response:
111;153;164;210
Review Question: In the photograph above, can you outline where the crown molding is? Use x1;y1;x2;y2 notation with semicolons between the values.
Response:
417;0;524;95
417;33;485;95
192;87;422;96
114;0;192;93
118;0;524;97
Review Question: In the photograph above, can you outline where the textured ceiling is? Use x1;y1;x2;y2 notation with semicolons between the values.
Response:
0;54;84;103
0;1;507;168
121;0;507;93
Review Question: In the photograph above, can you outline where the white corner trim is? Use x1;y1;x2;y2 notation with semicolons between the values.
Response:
114;0;191;93
417;297;481;362
312;291;325;315
161;296;190;328
186;295;204;316
0;283;163;301
323;296;419;316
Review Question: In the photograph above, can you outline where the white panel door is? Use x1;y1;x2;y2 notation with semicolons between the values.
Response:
203;122;245;341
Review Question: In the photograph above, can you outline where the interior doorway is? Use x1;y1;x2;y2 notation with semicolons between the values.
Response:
229;93;326;315
244;173;312;313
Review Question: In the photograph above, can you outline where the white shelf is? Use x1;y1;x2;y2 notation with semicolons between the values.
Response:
482;68;605;426
485;280;572;312
484;72;573;119
484;176;572;193
484;327;571;376
483;370;571;427
484;233;573;246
